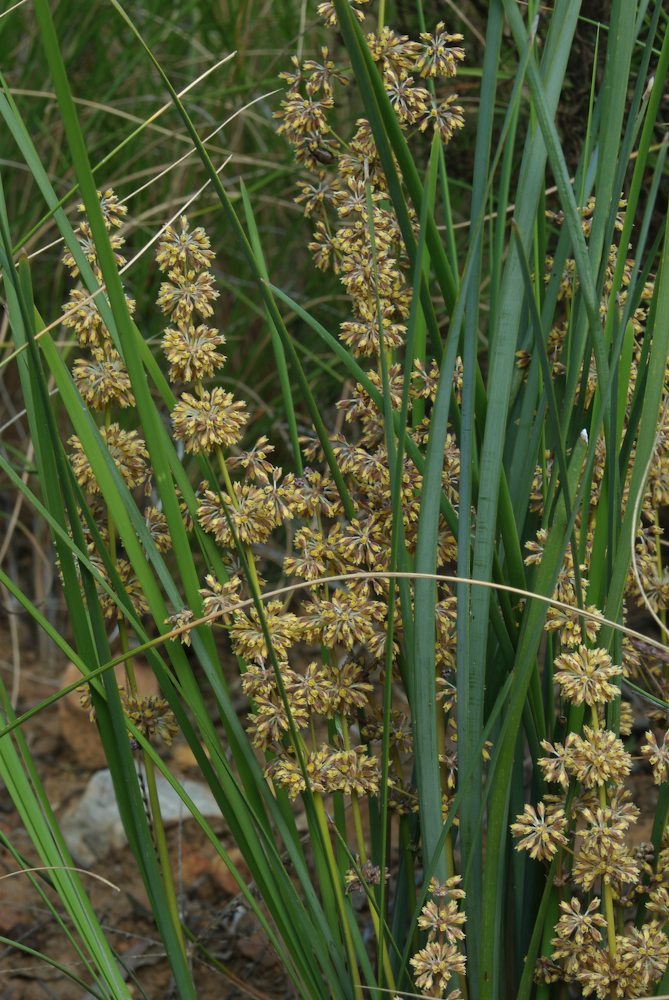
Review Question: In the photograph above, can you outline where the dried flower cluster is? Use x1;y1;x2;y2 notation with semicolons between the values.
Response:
64;192;177;746
276;13;464;362
155;217;250;455
511;204;669;995
410;877;467;998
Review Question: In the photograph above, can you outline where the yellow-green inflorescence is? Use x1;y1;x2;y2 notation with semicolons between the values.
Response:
64;190;177;745
510;203;669;997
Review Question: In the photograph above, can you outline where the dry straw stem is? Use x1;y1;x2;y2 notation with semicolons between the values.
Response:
23;83;276;266
6;87;222;143
159;569;669;661
0;0;28;19
1;157;232;371
4;563;665;747
0;866;120;893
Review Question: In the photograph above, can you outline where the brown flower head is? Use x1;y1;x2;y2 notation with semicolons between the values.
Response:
410;940;466;997
415;22;465;78
553;897;607;947
641;729;669;784
162;323;226;384
122;693;178;746
69;424;149;495
419;96;465;144
511;801;568;861
171;388;248;453
156;216;215;272
564;726;632;788
554;645;619;706
157;267;219;324
73;348;135;410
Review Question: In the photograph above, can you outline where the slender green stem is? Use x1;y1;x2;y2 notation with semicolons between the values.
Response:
100;396;187;966
313;794;363;1000
143;754;187;957
589;706;617;984
214;445;262;598
653;509;667;634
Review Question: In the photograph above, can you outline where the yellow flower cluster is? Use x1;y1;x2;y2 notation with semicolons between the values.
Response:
510;199;669;994
63;193;158;627
277;15;464;361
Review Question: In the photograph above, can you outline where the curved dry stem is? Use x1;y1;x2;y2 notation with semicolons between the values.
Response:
158;568;669;658
24;85;276;266
3;565;666;748
0;0;29;20
1;158;232;372
0;866;120;892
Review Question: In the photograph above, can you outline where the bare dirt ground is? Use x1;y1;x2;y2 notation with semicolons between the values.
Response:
0;630;294;1000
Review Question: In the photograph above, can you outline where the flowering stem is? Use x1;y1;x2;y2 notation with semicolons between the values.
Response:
351;793;366;857
100;409;186;965
117;602;185;961
445;832;468;1000
144;752;187;958
336;726;397;994
341;717;368;863
113;595;181;942
313;794;363;999
590;706;618;986
335;776;396;989
653;509;667;635
345;784;398;986
214;445;262;597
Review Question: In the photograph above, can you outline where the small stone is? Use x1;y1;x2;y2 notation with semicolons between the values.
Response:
61;768;221;865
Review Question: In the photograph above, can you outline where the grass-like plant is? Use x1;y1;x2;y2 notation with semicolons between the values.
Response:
1;1;669;998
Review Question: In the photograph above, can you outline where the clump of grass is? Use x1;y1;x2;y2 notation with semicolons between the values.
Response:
0;1;668;998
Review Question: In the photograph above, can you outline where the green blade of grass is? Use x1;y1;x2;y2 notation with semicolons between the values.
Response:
599;183;669;646
463;8;582;988
455;4;505;971
239;179;302;473
480;432;588;1000
0;198;132;1000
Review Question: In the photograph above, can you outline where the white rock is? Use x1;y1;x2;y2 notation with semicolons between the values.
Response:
60;768;221;866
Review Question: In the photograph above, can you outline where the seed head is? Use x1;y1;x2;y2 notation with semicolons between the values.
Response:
162;322;226;384
554;645;620;706
641;729;669;784
122;693;178;746
410;940;466;997
511;801;568;861
157;267;219;324
171;388;248;453
69;424;150;495
156;216;215;272
72;348;135;410
415;22;465;78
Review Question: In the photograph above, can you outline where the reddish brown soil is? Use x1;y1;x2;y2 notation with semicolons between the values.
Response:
0;634;294;1000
